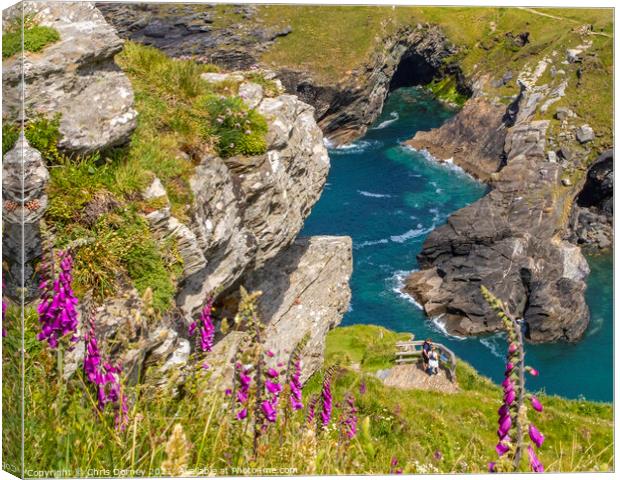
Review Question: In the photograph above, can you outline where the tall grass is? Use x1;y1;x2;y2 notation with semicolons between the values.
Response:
2;306;613;476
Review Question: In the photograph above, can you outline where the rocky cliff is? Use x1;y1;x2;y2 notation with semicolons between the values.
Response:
403;51;608;342
3;2;352;385
97;3;460;145
2;2;137;153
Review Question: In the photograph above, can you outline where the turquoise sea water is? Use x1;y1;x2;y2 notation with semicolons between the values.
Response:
302;87;613;402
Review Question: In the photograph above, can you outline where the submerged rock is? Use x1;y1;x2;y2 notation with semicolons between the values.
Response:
2;2;137;153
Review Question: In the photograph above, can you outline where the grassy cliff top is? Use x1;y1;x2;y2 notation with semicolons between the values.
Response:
319;324;613;472
245;6;612;150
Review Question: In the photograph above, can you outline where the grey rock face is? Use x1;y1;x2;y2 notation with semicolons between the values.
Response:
2;2;137;153
243;236;353;382
177;91;330;322
567;149;613;250
2;136;49;299
64;288;190;387
405;95;591;343
575;124;595;143
406;97;507;181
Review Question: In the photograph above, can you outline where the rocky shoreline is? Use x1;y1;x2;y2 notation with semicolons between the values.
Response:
403;75;612;343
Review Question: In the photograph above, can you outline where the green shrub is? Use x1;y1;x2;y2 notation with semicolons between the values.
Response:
2;122;19;155
2;24;60;59
203;95;268;157
25;114;62;163
426;76;468;107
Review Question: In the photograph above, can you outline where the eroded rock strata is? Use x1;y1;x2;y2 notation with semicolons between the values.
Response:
404;86;594;342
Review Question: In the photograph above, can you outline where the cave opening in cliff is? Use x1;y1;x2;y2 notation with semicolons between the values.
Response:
389;52;438;91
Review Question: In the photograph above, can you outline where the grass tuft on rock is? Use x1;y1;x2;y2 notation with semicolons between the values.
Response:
2;22;60;58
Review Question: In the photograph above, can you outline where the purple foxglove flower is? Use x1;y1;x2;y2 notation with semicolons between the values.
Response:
234;365;251;420
320;378;332;427
359;382;366;395
527;367;539;376
289;360;303;411
434;450;442;460
504;389;516;405
225;388;232;396
189;297;215;352
527;446;544;472
306;394;318;424
502;378;514;393
266;350;274;357
261;400;277;423
265;380;282;394
508;343;517;354
528;423;544;448
341;393;358;439
504;362;514;375
495;442;509;456
498;415;512;436
488;462;496;472
497;404;509;417
267;367;279;378
530;395;543;412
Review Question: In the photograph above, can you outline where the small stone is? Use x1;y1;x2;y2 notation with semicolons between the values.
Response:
200;72;244;83
575;124;595;143
238;82;264;109
555;107;572;121
562;177;572;186
143;177;167;200
559;146;573;161
547;151;557;163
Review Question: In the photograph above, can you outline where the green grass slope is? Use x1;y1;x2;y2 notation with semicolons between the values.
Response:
254;6;612;149
3;310;612;475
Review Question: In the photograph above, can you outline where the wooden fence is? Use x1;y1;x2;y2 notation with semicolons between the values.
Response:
394;340;457;383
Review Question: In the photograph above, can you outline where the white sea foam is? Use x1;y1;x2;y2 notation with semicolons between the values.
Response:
326;139;383;155
402;145;479;181
389;224;433;243
429;314;467;340
357;190;392;198
586;315;604;337
479;334;507;358
372;111;399;130
354;238;390;250
388;270;423;310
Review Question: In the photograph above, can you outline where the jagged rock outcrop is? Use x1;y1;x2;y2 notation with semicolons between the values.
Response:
202;236;353;387
2;2;136;153
567;149;613;249
2;136;49;300
176;85;331;323
243;236;353;382
405;97;507;181
405;84;591;342
133;74;345;381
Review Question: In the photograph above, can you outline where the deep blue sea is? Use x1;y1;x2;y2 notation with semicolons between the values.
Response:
302;87;613;402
